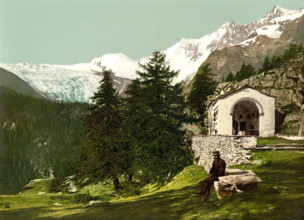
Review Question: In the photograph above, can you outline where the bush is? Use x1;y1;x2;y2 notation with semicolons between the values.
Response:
280;103;301;114
118;181;141;197
48;178;64;193
70;191;93;204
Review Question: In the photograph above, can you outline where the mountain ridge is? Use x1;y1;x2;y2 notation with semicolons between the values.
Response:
202;13;304;79
1;5;303;102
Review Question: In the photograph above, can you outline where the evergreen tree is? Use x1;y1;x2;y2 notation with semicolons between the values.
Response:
187;63;218;127
225;72;235;82
78;71;131;190
235;63;256;81
283;43;302;61
270;56;282;69
122;79;147;182
125;51;192;183
259;56;271;73
260;44;303;74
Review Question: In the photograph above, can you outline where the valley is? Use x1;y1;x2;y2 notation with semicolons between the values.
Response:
0;4;303;219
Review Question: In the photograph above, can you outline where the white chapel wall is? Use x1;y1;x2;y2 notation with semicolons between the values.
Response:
209;88;275;137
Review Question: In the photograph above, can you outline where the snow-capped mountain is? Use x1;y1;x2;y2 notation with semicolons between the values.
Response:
202;6;304;79
62;5;304;84
163;6;304;82
1;6;303;103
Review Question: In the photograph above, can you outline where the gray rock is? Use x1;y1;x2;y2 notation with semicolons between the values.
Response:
89;200;102;205
64;176;78;193
252;159;262;165
214;168;262;199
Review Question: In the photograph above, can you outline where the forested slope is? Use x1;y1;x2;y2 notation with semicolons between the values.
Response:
0;87;88;193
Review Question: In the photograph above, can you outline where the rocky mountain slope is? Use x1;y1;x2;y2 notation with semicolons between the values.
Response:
88;6;304;83
209;51;304;135
203;11;304;80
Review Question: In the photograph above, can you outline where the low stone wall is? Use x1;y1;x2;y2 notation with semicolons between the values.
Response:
192;135;257;172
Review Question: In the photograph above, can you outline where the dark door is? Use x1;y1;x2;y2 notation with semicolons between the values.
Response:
233;120;238;135
240;121;246;131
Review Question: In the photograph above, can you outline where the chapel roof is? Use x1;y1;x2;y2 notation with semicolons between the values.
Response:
209;85;276;107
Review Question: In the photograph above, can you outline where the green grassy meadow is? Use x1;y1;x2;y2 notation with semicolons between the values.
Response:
0;150;303;219
257;137;304;145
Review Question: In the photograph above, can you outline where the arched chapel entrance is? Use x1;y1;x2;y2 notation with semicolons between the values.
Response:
232;100;259;136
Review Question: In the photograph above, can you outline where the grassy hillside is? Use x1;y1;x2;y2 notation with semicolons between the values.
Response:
0;150;303;219
0;87;89;194
0;67;46;99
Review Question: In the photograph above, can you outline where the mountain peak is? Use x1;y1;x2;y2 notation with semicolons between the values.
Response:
89;53;139;79
220;21;237;29
271;6;291;16
264;5;303;21
93;53;135;63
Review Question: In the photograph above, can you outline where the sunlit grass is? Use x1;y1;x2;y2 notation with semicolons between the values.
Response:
257;136;304;145
0;150;303;219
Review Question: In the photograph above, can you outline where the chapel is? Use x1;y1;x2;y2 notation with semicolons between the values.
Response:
208;86;275;137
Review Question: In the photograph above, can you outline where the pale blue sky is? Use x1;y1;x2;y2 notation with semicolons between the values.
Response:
0;0;303;64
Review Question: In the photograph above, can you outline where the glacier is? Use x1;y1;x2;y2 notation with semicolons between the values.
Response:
0;63;102;103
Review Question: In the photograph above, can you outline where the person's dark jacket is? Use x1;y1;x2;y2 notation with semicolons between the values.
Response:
209;158;226;178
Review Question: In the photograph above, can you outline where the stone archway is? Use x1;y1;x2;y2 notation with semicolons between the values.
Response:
232;100;260;136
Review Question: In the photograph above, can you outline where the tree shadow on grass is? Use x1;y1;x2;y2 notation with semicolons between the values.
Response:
1;178;302;220
1;153;303;219
0;184;206;220
0;207;60;220
63;185;206;220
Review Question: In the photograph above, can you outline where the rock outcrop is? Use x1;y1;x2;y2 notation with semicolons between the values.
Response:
214;168;262;199
64;176;78;193
208;52;304;135
201;14;304;80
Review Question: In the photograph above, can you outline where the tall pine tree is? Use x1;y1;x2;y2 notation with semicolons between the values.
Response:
125;51;192;183
187;63;218;128
259;56;271;73
78;71;131;190
225;72;235;82
234;63;256;81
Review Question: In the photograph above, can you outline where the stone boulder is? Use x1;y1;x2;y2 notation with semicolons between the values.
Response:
89;200;102;206
64;175;78;193
214;168;262;199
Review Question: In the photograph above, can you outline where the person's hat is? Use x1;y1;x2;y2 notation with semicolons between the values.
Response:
212;151;220;156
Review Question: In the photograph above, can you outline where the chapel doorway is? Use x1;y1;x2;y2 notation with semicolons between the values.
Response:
232;100;259;136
